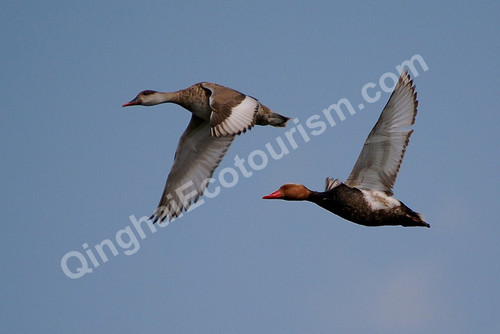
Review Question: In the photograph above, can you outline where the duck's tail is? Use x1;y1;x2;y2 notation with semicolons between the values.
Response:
256;104;290;127
407;210;430;228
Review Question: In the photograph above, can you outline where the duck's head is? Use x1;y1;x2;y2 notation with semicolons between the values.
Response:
123;90;164;107
263;183;311;201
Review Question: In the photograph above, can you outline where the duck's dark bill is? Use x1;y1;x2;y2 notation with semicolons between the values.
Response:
263;190;282;199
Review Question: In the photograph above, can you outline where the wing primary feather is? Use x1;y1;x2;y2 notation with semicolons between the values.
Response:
344;69;418;195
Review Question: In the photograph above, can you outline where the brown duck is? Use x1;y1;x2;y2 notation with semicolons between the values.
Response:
124;82;290;222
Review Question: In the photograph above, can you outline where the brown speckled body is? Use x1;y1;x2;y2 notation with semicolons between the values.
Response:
172;83;288;127
174;83;213;120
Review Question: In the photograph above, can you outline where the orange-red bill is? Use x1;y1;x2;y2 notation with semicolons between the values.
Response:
122;101;139;107
122;98;141;107
262;190;282;199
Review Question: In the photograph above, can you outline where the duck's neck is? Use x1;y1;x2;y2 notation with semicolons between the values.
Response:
153;92;179;105
306;190;326;203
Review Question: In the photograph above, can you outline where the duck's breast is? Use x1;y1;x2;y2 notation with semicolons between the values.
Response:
178;84;212;120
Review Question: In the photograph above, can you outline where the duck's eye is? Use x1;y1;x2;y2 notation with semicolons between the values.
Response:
143;90;154;95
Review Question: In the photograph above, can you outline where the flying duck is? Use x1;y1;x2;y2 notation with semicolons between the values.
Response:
123;82;290;222
263;70;429;228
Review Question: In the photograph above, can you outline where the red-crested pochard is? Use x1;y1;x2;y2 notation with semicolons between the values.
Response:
263;70;429;228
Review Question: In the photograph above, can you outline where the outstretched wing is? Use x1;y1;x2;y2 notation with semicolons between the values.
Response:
151;115;235;222
344;70;418;196
201;82;258;137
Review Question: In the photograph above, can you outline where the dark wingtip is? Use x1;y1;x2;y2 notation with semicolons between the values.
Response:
149;214;158;224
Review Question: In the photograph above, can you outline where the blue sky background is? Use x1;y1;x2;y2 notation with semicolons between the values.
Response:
2;1;499;333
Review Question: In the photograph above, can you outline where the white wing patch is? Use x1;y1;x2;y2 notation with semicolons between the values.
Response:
360;189;401;211
211;96;258;137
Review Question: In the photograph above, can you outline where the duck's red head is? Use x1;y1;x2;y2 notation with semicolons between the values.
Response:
263;184;310;201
